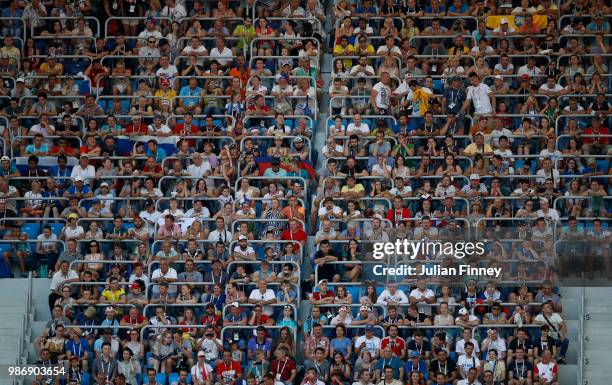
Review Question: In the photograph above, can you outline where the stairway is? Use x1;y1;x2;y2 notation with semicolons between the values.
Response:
0;279;29;385
581;287;612;385
26;278;53;365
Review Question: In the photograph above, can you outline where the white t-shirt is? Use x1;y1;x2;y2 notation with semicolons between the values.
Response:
210;46;233;66
346;122;370;135
151;267;178;280
408;288;435;314
455;338;480;355
156;65;179;86
353;335;381;356
372;82;391;109
539;83;563;93
457;354;481;374
466;83;493;115
376;289;409;306
187;163;212;179
535;361;557;382
191;362;214;384
50;269;79;291
70;165;96;184
248;288;276;315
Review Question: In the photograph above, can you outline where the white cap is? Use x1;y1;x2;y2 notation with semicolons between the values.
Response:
500;18;509;24
458;308;469;315
74;176;84;182
494;74;503;80
470;174;480;180
0;156;9;161
16;77;24;83
100;182;109;187
238;235;248;241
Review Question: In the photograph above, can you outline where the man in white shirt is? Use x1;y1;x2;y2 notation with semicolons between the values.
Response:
248;279;277;316
191;351;214;385
187;152;212;179
207;218;232;244
538;75;565;97
150;257;178;296
517;57;542;79
457;367;482;385
535;158;560;188
408;278;435;315
233;235;256;261
346;114;370;136
155;55;178;87
137;17;163;41
457;343;481;380
209;37;233;69
161;0;187;22
354;325;382;359
461;72;494;117
49;260;79;306
350;55;376;77
533;350;559;384
376;282;409;306
371;72;392;115
70;155;96;185
455;328;480;356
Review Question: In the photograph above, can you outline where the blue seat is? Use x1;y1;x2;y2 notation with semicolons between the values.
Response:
21;223;41;240
49;223;64;237
143;373;166;385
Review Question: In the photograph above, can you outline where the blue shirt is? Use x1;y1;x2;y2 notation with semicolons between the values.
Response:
66;185;92;196
247;337;273;355
145;147;167;163
25;143;49;154
179;86;203;107
448;3;468;13
376;356;404;379
330;337;351;357
66;338;91;358
404;359;429;380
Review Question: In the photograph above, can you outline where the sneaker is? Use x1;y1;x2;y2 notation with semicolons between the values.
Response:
557;358;567;364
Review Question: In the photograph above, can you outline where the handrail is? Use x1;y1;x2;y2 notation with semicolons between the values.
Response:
104;17;173;38
221;303;298;322
249;37;321;65
31;16;101;38
579;285;585;385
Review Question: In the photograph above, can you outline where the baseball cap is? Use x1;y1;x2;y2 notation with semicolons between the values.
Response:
105;306;116;314
16;78;24;83
458;307;469;315
470;174;480;180
294;136;303;143
144;198;154;206
318;279;328;286
410;351;420;358
500;18;509;24
520;74;530;80
0;156;9;161
146;16;154;23
494;74;503;80
68;213;78;220
365;324;374;332
100;182;109;188
238;235;248;241
74;175;84;182
84;306;96;318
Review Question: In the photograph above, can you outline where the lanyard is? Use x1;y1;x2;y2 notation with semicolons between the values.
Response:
277;358;288;376
199;363;208;380
101;359;112;379
515;360;526;378
438;361;447;375
73;341;82;357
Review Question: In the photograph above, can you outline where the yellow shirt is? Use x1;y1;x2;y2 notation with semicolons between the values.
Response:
154;89;177;106
333;44;355;69
101;288;125;302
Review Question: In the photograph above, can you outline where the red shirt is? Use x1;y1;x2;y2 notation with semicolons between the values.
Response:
215;360;241;381
247;104;272;114
280;228;308;253
120;314;145;325
125;122;148;135
312;290;334;301
385;207;412;225
270;358;296;381
50;146;78;156
584;125;609;144
381;336;407;357
143;164;163;175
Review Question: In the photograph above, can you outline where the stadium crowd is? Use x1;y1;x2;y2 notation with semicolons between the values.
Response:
0;0;609;384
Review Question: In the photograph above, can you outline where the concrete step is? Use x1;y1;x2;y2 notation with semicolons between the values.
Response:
558;364;579;385
562;298;581;320
32;278;52;321
30;320;48;342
